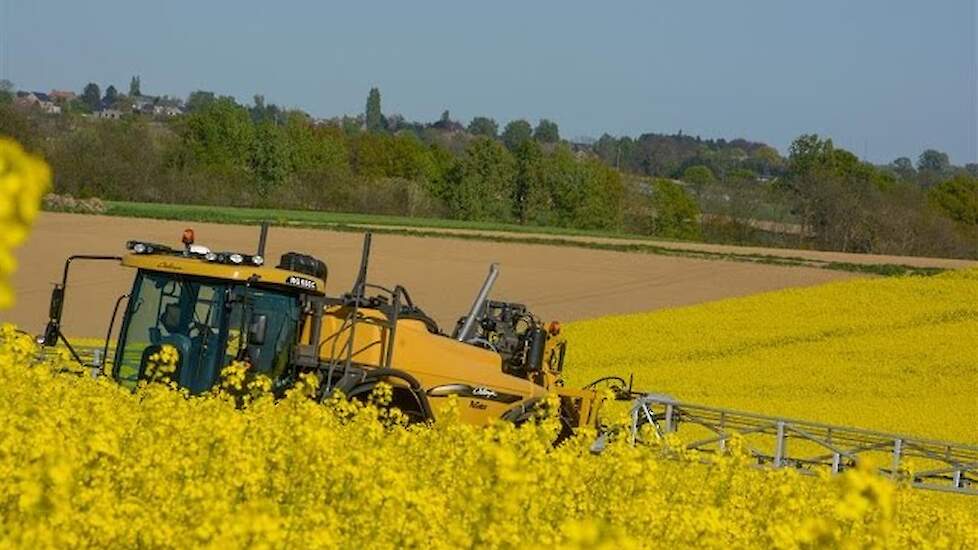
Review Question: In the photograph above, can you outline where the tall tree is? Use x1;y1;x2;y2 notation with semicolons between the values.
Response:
917;149;950;174
467;116;498;138
573;158;624;230
929;174;978;225
103;85;118;106
891;157;916;180
129;75;141;97
182;97;256;167
251;122;290;196
781;134;889;252
512;140;548;224
533;119;559;143
0;79;13;104
501;119;532;152
186;90;217;113
365;87;383;132
81;82;101;111
250;94;282;124
917;149;952;187
444;137;516;221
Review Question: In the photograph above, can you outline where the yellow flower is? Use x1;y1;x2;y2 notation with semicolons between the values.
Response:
0;138;50;309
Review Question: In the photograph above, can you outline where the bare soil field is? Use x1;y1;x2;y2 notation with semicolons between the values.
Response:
4;213;865;338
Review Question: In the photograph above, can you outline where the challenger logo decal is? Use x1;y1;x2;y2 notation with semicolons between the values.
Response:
285;275;317;290
427;384;521;404
471;386;498;399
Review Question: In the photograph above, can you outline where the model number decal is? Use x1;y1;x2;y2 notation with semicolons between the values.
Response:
286;275;317;290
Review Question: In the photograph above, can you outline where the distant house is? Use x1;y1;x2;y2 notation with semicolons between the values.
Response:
95;108;123;120
152;104;183;117
14;91;61;114
131;94;157;114
430;117;464;133
49;90;77;104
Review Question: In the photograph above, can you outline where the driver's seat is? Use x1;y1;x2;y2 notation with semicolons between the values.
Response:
160;303;183;334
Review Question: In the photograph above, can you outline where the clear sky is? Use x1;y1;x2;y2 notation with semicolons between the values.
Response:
2;0;976;164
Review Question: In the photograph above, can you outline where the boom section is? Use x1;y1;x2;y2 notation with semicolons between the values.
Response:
628;396;978;496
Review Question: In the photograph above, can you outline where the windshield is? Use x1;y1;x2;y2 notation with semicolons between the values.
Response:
114;272;227;392
114;270;301;394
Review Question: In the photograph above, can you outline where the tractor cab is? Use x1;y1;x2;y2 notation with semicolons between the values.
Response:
39;225;327;394
112;270;301;392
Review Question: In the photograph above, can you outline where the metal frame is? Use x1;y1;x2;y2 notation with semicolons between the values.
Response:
628;395;978;496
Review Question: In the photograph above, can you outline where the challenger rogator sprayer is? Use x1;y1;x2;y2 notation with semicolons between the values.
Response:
37;226;977;495
38;225;608;433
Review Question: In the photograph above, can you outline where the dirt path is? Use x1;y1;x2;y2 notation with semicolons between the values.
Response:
5;213;863;338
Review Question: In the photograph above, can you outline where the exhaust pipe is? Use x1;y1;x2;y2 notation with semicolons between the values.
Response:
352;232;372;299
456;263;499;342
257;222;269;258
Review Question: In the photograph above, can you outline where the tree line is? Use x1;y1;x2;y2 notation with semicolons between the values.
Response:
0;83;976;258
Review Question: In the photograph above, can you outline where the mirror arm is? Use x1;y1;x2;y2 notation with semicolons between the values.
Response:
40;255;123;355
58;331;85;365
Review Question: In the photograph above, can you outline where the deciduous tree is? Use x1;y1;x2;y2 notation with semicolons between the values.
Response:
186;90;216;113
929;174;978;225
650;179;701;239
444;137;516;221
467;116;498;138
103;85;118;106
182;97;255;168
917;149;950;174
891;157;916;181
81;83;101;111
533;119;559;143
682;165;715;186
501;119;532;152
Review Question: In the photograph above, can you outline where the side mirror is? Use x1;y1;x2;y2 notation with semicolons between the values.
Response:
48;285;65;323
248;314;268;346
39;285;66;347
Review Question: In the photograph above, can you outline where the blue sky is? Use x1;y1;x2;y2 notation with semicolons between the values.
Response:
3;0;976;164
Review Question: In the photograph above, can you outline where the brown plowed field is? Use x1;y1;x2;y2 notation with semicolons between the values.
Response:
3;213;868;338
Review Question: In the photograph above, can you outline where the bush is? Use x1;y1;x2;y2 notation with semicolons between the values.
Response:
649;179;701;240
42;193;106;214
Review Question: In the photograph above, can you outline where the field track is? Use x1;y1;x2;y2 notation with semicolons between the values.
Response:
0;212;940;337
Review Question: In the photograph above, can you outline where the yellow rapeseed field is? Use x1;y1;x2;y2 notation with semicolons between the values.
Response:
564;269;978;444
0;324;976;549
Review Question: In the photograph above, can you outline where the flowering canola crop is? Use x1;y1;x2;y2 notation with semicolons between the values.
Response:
564;269;978;444
1;278;977;549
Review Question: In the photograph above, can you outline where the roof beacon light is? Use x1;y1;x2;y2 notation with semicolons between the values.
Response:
133;243;147;254
182;228;195;247
229;253;244;265
252;255;264;266
205;252;217;262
